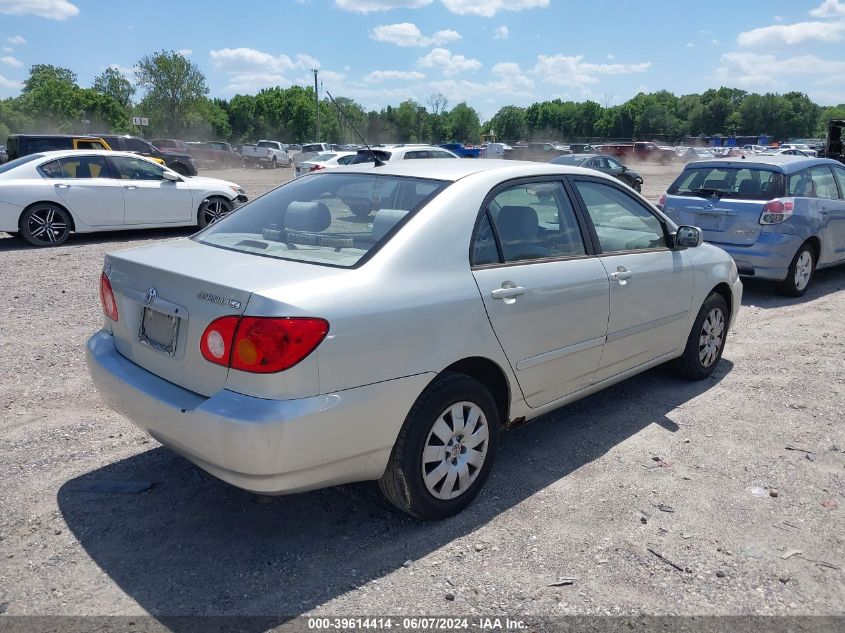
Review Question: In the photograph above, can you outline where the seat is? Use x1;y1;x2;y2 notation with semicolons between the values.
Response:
496;205;551;261
737;179;758;197
75;161;92;178
284;201;331;232
372;209;408;242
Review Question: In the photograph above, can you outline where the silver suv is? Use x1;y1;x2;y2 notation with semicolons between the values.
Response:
660;156;845;296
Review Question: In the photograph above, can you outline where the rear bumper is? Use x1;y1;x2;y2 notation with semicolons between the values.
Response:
86;331;433;495
711;232;804;282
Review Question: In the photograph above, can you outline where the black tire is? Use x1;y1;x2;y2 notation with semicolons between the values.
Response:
379;372;500;520
171;163;190;176
19;203;71;247
271;157;278;169
673;292;729;380
778;243;815;297
197;197;234;228
632;179;642;193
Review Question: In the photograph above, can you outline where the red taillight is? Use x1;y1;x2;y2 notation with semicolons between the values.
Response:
760;198;794;225
309;164;325;173
99;272;119;322
657;192;667;208
200;316;329;373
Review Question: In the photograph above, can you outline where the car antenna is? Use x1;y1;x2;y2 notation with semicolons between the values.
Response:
325;89;385;167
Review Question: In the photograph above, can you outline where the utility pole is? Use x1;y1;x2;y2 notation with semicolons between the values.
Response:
312;68;320;141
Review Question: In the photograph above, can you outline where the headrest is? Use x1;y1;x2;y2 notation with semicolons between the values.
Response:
372;208;408;242
497;205;538;241
285;201;331;232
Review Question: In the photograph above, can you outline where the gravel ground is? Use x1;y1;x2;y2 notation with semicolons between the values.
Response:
0;162;843;618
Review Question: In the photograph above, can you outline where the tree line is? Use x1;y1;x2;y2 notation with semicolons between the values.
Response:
1;50;843;145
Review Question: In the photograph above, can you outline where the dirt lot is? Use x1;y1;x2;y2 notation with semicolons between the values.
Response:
0;162;843;619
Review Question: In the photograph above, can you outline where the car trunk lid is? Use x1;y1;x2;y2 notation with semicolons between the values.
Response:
104;238;341;397
663;195;765;245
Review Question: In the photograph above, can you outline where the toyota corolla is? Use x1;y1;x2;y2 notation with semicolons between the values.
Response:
86;160;741;520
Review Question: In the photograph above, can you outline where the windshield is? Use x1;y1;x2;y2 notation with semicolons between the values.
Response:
196;173;449;268
257;141;278;148
0;154;42;175
351;150;391;164
668;166;785;200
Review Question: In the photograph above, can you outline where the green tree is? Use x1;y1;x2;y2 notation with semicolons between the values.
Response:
135;50;208;135
93;67;135;109
487;105;527;141
22;64;77;94
448;102;480;143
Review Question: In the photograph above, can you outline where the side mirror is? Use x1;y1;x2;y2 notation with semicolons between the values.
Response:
675;225;703;248
162;171;181;182
621;165;628;172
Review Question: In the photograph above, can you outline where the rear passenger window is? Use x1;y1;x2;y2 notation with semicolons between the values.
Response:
809;166;840;200
479;181;586;263
574;180;666;252
404;151;430;159
57;156;109;178
832;166;845;197
39;160;62;178
472;213;499;266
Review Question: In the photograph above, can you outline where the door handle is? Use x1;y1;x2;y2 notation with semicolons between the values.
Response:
491;286;525;300
53;183;71;189
123;185;139;190
610;267;633;284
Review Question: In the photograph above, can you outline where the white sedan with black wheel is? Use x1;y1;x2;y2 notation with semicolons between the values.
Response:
0;150;248;247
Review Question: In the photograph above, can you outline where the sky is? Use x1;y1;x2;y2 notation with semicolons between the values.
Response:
1;0;844;120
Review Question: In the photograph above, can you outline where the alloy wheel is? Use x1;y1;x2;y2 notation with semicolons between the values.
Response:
421;401;489;500
201;199;232;226
794;250;813;291
27;206;68;245
698;308;725;368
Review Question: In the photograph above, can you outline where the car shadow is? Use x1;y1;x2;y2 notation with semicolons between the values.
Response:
0;227;197;251
57;360;732;626
740;266;844;309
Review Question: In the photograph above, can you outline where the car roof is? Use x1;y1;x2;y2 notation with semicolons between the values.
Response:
23;149;162;160
686;156;840;173
335;158;610;182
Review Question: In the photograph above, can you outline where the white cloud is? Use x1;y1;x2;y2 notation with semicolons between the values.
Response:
711;38;720;45
176;49;192;57
2;46;13;52
532;54;651;87
334;0;432;13
809;0;845;17
738;20;845;46
716;51;845;88
108;63;137;83
363;69;426;83
606;53;615;59
440;0;548;17
335;0;546;16
7;35;26;45
773;15;783;22
417;48;482;76
0;0;78;20
370;22;460;47
0;72;21;90
686;42;694;48
494;25;508;39
0;55;22;67
209;47;325;93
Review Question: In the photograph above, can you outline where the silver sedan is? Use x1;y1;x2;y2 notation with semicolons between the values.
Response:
86;160;742;520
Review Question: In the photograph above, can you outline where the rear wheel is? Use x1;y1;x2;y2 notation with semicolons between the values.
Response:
673;292;729;380
197;197;234;228
171;163;190;176
778;243;815;297
379;372;499;520
271;157;278;169
19;203;71;247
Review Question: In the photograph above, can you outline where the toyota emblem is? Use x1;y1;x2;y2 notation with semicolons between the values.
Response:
144;287;158;305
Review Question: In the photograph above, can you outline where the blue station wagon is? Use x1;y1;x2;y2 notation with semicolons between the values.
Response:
660;156;845;296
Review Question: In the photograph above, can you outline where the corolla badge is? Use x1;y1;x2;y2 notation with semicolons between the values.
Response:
144;287;158;305
197;291;242;310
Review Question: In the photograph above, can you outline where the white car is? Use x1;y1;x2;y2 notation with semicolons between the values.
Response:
349;145;460;164
86;159;742;520
294;151;358;178
0;150;247;246
779;143;818;157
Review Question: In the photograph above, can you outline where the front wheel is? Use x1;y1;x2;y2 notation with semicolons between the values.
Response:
672;292;729;380
379;372;499;520
197;197;234;228
19;203;71;247
778;243;815;297
632;179;642;193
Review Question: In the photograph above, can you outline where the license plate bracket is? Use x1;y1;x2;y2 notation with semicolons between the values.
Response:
139;307;180;356
696;214;722;231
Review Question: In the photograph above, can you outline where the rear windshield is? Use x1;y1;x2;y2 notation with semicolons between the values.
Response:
196;173;449;268
668;166;785;200
300;144;324;153
257;141;278;148
351;150;391;164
